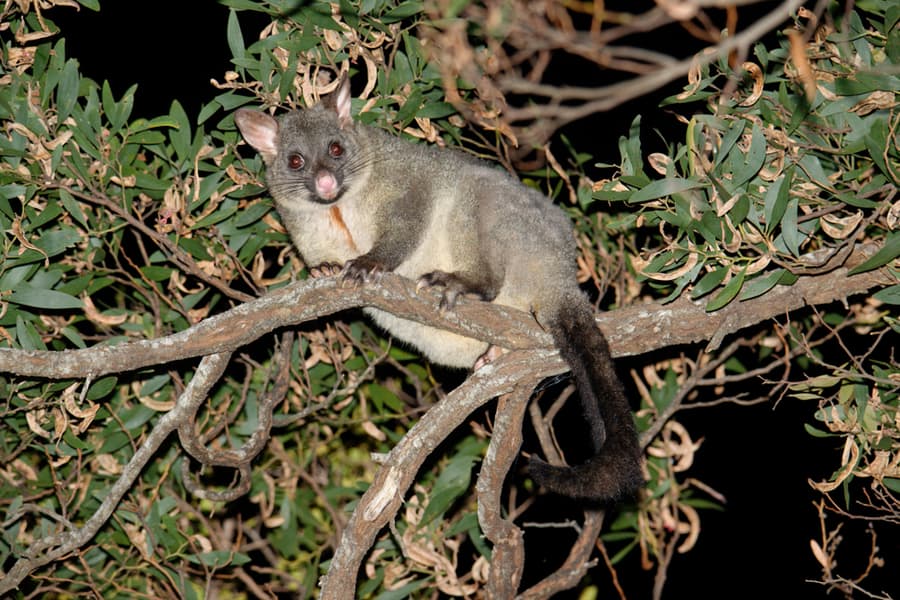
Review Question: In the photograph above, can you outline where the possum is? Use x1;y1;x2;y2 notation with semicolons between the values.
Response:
234;79;642;501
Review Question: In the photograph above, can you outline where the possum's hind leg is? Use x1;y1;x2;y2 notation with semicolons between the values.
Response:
418;269;507;371
417;270;499;310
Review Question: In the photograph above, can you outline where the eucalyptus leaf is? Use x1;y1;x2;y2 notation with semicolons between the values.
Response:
849;232;900;274
873;284;900;305
628;177;705;203
420;452;477;525
705;268;745;312
227;9;246;62
7;286;83;310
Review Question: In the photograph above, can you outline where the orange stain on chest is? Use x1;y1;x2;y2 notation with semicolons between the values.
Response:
329;205;358;253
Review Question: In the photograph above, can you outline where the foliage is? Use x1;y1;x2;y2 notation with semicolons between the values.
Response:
595;4;899;307
0;0;897;598
592;2;899;594
0;0;464;596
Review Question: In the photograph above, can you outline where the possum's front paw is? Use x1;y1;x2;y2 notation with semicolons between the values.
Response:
341;256;387;286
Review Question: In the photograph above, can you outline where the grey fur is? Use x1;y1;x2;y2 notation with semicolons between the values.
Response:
234;80;642;501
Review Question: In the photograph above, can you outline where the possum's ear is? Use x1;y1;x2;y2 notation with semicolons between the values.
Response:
322;75;352;129
234;109;279;164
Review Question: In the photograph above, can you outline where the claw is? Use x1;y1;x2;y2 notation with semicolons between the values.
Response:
341;256;386;287
417;270;468;311
437;288;460;311
309;262;343;279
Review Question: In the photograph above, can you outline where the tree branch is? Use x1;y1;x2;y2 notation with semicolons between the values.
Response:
476;389;530;597
0;352;233;596
318;348;562;599
0;246;888;378
0;245;889;595
422;0;809;154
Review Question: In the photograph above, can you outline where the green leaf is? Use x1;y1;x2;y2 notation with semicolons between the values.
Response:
7;286;83;310
87;376;118;401
368;383;403;413
118;404;156;430
139;373;171;396
705;269;745;312
16;315;45;350
168;100;192;164
848;232;900;274
219;0;262;10
415;101;456;120
834;72;900;95
780;198;802;257
58;188;89;228
57;59;80;124
864;117;890;177
738;268;790;301
198;101;220;125
714;120;745;169
382;0;424;23
763;169;791;233
374;580;425;600
732;122;766;187
101;80;119;132
98;431;131;454
395;88;424;125
187;550;252;568
621;115;644;177
803;423;834;438
302;5;342;31
226;9;246;62
35;227;82;257
627;178;704;203
691;265;728;299
873;284;900;305
420;452;477;525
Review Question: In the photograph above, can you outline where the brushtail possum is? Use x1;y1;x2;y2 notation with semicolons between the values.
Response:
234;79;642;501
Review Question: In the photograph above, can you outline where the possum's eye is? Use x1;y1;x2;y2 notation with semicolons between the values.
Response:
287;153;304;170
328;142;344;158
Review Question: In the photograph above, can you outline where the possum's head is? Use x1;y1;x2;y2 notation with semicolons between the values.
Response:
234;78;362;205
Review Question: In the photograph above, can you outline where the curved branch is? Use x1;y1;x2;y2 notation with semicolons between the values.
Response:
476;389;531;597
179;332;295;502
318;348;562;599
519;510;607;598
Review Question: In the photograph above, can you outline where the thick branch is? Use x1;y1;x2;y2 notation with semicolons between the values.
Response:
0;249;888;378
604;255;893;357
476;389;531;597
318;348;562;599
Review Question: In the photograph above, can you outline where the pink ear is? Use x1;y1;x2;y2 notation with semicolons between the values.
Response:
335;77;352;128
234;109;279;163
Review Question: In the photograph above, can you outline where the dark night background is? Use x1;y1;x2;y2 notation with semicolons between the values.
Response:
50;2;894;598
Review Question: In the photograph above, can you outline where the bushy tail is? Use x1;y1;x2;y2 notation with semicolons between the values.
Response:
529;292;643;502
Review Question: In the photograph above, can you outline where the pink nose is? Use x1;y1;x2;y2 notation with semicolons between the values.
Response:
316;171;338;199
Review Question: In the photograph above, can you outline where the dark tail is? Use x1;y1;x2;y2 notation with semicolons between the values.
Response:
528;292;643;502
